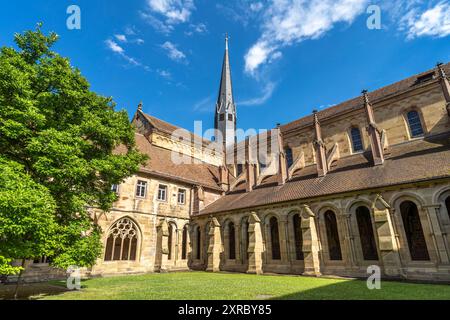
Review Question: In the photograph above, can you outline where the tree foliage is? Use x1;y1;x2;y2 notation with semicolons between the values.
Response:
0;24;146;273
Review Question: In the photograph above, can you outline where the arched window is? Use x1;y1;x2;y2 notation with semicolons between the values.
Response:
104;217;139;261
400;201;430;261
181;225;188;260
285;147;294;168
242;218;249;261
445;196;450;221
324;210;342;260
350;127;363;152
406;110;424;137
293;214;304;260
356;206;378;260
228;222;236;260
270;217;281;260
196;226;201;260
168;223;174;260
236;164;243;177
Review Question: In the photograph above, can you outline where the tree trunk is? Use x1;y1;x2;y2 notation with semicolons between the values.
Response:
13;259;26;300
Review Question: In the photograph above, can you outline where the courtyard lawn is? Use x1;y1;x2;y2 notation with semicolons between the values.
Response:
9;272;443;300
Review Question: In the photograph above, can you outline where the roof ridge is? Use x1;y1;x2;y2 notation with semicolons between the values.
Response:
281;61;450;133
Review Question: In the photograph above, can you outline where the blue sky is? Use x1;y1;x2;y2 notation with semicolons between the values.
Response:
0;0;449;133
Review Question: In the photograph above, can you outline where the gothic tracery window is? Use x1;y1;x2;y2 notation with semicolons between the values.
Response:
196;226;201;260
285;147;294;168
406;110;424;137
400;201;430;261
270;217;281;260
241;218;249;261
445;196;450;221
181;225;188;260
324;210;342;261
228;221;236;260
104;217;139;261
168;223;175;260
293;214;304;260
350;127;363;152
356;206;379;260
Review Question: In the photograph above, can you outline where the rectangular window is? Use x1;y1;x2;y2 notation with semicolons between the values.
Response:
228;114;233;121
136;180;147;198
158;185;167;201
111;184;119;194
219;114;225;121
178;189;186;205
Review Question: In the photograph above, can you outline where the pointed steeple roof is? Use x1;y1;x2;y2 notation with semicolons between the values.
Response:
216;33;234;114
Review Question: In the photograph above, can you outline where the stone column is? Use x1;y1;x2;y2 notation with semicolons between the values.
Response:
343;213;357;269
300;205;321;276
423;205;450;264
156;219;169;273
371;195;402;277
279;216;289;263
247;212;263;274
206;217;222;272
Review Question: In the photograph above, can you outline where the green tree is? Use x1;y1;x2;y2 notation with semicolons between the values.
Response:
0;24;146;282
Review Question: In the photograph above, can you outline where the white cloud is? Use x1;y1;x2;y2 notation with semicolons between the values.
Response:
250;2;264;12
193;95;214;112
105;39;149;70
140;11;174;34
401;2;450;39
244;0;369;74
157;69;172;79
161;41;187;62
185;22;208;36
239;81;276;106
114;34;127;42
143;0;195;33
105;39;124;54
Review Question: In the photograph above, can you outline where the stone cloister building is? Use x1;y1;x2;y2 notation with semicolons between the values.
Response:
20;39;450;282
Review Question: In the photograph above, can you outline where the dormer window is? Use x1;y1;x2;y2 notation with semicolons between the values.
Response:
350;127;364;152
415;72;435;85
406;110;424;137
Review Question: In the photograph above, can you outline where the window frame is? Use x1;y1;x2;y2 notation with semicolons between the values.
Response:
157;184;168;202
177;188;186;205
135;180;147;198
111;184;120;194
349;126;364;153
405;109;425;139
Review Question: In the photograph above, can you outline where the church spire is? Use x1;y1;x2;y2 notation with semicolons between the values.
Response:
215;33;237;149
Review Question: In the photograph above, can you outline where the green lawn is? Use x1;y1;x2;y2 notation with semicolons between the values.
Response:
24;271;450;300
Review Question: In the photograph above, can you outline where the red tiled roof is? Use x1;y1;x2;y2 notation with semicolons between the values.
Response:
280;62;450;134
200;133;450;215
117;133;221;190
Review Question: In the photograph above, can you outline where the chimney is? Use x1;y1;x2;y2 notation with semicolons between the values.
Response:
313;110;328;177
362;90;384;165
276;126;288;185
245;137;257;192
437;63;450;117
219;165;230;192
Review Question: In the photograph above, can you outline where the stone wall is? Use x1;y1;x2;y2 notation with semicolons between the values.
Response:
190;181;450;282
283;82;449;167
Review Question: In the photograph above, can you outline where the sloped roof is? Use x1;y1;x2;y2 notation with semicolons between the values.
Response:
280;62;450;134
117;133;221;190
200;133;450;215
141;112;212;146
